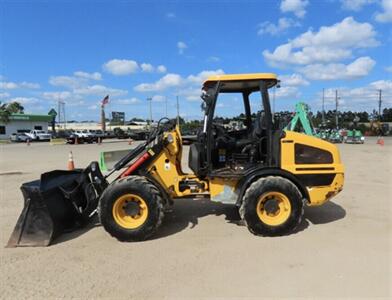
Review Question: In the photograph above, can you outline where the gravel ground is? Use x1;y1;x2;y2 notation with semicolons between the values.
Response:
0;137;391;299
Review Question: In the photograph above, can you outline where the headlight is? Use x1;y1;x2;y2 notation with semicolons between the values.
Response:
360;136;365;140
166;133;174;143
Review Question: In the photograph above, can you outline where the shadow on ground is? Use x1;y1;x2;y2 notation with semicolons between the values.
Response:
153;198;346;240
54;199;346;244
51;215;101;245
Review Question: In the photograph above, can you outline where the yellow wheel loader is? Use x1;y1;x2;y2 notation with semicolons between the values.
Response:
7;73;344;246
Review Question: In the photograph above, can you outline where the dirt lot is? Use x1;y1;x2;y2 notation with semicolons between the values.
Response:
0;137;391;299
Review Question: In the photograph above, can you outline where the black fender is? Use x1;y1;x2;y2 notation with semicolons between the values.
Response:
235;167;309;206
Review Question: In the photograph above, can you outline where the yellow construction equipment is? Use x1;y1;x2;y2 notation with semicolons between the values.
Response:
8;73;344;246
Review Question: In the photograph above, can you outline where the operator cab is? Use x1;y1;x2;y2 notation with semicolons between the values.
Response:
189;73;280;178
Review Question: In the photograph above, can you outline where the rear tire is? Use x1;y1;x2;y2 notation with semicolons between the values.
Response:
99;176;164;241
240;176;304;236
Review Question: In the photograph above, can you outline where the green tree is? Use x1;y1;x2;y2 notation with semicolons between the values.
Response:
6;102;24;114
0;102;11;123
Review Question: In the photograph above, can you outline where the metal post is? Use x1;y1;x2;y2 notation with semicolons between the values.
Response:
335;90;338;128
101;105;106;132
272;87;276;116
378;89;382;121
147;97;152;131
176;95;180;126
165;96;168;118
322;88;325;124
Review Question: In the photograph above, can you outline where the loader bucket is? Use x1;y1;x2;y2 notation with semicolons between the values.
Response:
6;163;106;247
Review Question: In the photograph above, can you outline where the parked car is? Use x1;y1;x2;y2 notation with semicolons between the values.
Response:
10;133;31;142
25;130;51;141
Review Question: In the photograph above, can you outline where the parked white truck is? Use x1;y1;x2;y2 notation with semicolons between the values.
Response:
25;130;51;141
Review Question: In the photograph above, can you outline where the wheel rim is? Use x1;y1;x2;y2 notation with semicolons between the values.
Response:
112;194;148;229
256;192;291;226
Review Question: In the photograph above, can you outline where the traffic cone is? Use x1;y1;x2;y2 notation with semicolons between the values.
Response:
98;137;102;145
377;137;384;146
67;151;75;170
26;139;31;146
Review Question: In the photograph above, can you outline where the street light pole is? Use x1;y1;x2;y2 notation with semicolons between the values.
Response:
176;95;180;126
147;97;152;131
165;96;168;118
378;89;382;121
335;90;340;128
322;88;325;124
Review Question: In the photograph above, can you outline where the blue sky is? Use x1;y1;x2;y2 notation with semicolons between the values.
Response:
0;0;391;121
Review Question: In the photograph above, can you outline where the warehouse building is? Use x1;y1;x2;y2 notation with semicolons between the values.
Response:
0;113;52;139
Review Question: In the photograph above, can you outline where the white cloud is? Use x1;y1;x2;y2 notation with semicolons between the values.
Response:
300;56;376;80
134;69;225;94
341;0;375;11
257;18;300;36
152;95;166;102
74;84;128;97
116;97;141;104
178;88;202;101
88;105;98;110
275;86;301;99
19;82;40;89
49;76;83;89
263;17;378;67
0;82;18;89
103;59;139;75
207;56;221;62
166;12;176;18
140;63;155;73
134;73;183;92
385;66;392;72
0;81;40;89
177;41;187;54
279;73;309;86
42;91;74;101
74;71;102;80
375;0;392;23
186;69;225;84
8;97;41;104
0;92;10;99
157;65;167;73
321;80;392;108
280;0;309;18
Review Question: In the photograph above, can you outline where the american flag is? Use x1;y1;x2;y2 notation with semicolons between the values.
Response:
101;95;109;106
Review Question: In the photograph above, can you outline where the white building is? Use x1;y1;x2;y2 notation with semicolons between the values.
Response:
0;113;52;139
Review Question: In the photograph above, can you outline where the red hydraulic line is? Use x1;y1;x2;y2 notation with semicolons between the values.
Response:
120;152;151;178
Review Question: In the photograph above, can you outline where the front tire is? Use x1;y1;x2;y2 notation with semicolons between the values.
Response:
240;176;304;236
99;176;164;241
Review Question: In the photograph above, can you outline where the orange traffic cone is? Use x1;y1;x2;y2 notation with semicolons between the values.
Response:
377;137;384;146
67;151;75;170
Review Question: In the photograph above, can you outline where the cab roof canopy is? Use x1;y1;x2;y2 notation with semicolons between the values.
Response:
203;73;278;93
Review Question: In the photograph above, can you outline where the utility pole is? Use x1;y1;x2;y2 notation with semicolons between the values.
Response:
147;97;152;131
335;90;339;128
176;95;180;126
378;89;382;121
322;88;325;124
272;87;276;116
165;96;168;118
